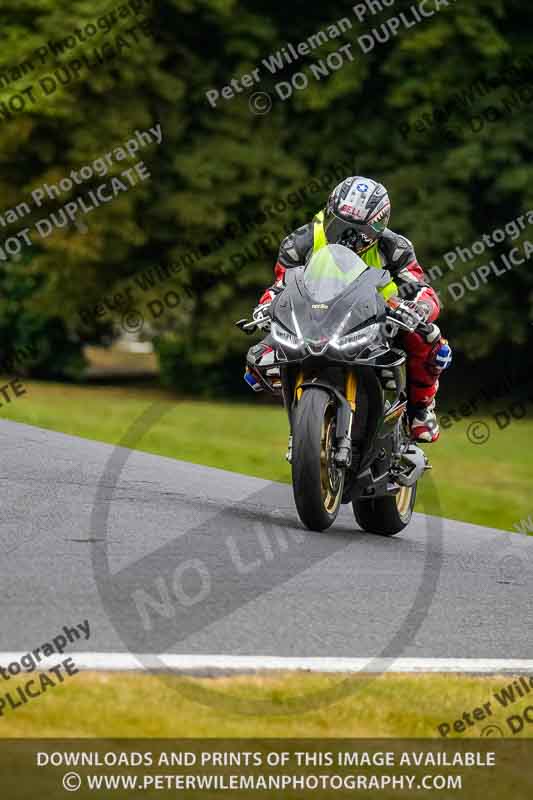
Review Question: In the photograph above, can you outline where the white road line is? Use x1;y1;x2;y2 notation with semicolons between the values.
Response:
1;653;533;674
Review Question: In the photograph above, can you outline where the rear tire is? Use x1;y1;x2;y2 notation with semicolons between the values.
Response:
353;484;417;536
292;389;345;532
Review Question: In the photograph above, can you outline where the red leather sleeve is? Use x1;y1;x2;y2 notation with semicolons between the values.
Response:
258;261;286;305
274;262;286;284
405;259;440;322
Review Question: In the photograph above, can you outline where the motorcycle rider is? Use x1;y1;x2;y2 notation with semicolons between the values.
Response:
245;176;452;443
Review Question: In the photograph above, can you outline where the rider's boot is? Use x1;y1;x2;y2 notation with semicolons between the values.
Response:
410;399;440;443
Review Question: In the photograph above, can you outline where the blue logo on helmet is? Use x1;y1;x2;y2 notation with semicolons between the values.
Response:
356;183;369;192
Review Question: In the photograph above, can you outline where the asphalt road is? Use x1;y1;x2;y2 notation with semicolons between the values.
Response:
1;418;531;662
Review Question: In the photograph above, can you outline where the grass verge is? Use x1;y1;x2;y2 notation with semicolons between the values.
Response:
0;671;531;738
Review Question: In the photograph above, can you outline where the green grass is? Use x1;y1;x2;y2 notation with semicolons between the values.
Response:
4;673;532;800
1;379;531;531
1;671;532;738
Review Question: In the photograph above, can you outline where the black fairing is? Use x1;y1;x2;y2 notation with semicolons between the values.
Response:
271;265;390;354
251;254;410;502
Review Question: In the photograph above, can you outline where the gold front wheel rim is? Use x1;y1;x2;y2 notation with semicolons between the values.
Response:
396;486;413;518
320;404;342;515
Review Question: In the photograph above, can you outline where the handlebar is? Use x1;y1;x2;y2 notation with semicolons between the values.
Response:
235;318;258;335
385;306;432;337
237;309;433;339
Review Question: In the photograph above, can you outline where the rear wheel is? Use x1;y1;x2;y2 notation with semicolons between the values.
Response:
353;483;417;536
292;389;345;531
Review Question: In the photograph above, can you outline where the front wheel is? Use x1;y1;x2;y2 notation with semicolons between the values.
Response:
292;388;345;532
353;483;417;536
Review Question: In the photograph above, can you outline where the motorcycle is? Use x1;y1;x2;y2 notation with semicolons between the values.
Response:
236;243;431;535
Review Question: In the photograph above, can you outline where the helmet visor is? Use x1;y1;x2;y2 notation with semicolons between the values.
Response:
323;209;387;245
323;212;354;244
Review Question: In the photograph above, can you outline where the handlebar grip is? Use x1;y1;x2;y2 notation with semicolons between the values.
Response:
235;319;258;335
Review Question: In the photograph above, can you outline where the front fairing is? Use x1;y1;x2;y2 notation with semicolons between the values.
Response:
270;265;391;364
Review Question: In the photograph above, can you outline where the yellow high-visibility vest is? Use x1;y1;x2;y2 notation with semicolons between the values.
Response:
312;210;397;301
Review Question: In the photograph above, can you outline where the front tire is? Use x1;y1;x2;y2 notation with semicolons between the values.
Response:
292;389;345;531
353;484;417;536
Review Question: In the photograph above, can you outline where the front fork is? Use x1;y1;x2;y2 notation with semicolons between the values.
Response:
289;368;358;468
336;368;358;467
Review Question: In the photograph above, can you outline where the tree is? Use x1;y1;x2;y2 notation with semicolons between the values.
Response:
0;0;531;391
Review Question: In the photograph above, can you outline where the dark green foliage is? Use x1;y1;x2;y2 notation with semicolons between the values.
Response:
0;0;531;392
0;261;86;379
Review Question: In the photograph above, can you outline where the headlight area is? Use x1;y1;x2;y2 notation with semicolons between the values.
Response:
331;322;382;352
271;321;304;350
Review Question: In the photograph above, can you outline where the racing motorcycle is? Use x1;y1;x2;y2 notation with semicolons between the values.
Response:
236;244;431;535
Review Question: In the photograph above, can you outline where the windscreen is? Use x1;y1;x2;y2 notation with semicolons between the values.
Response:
303;244;369;302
